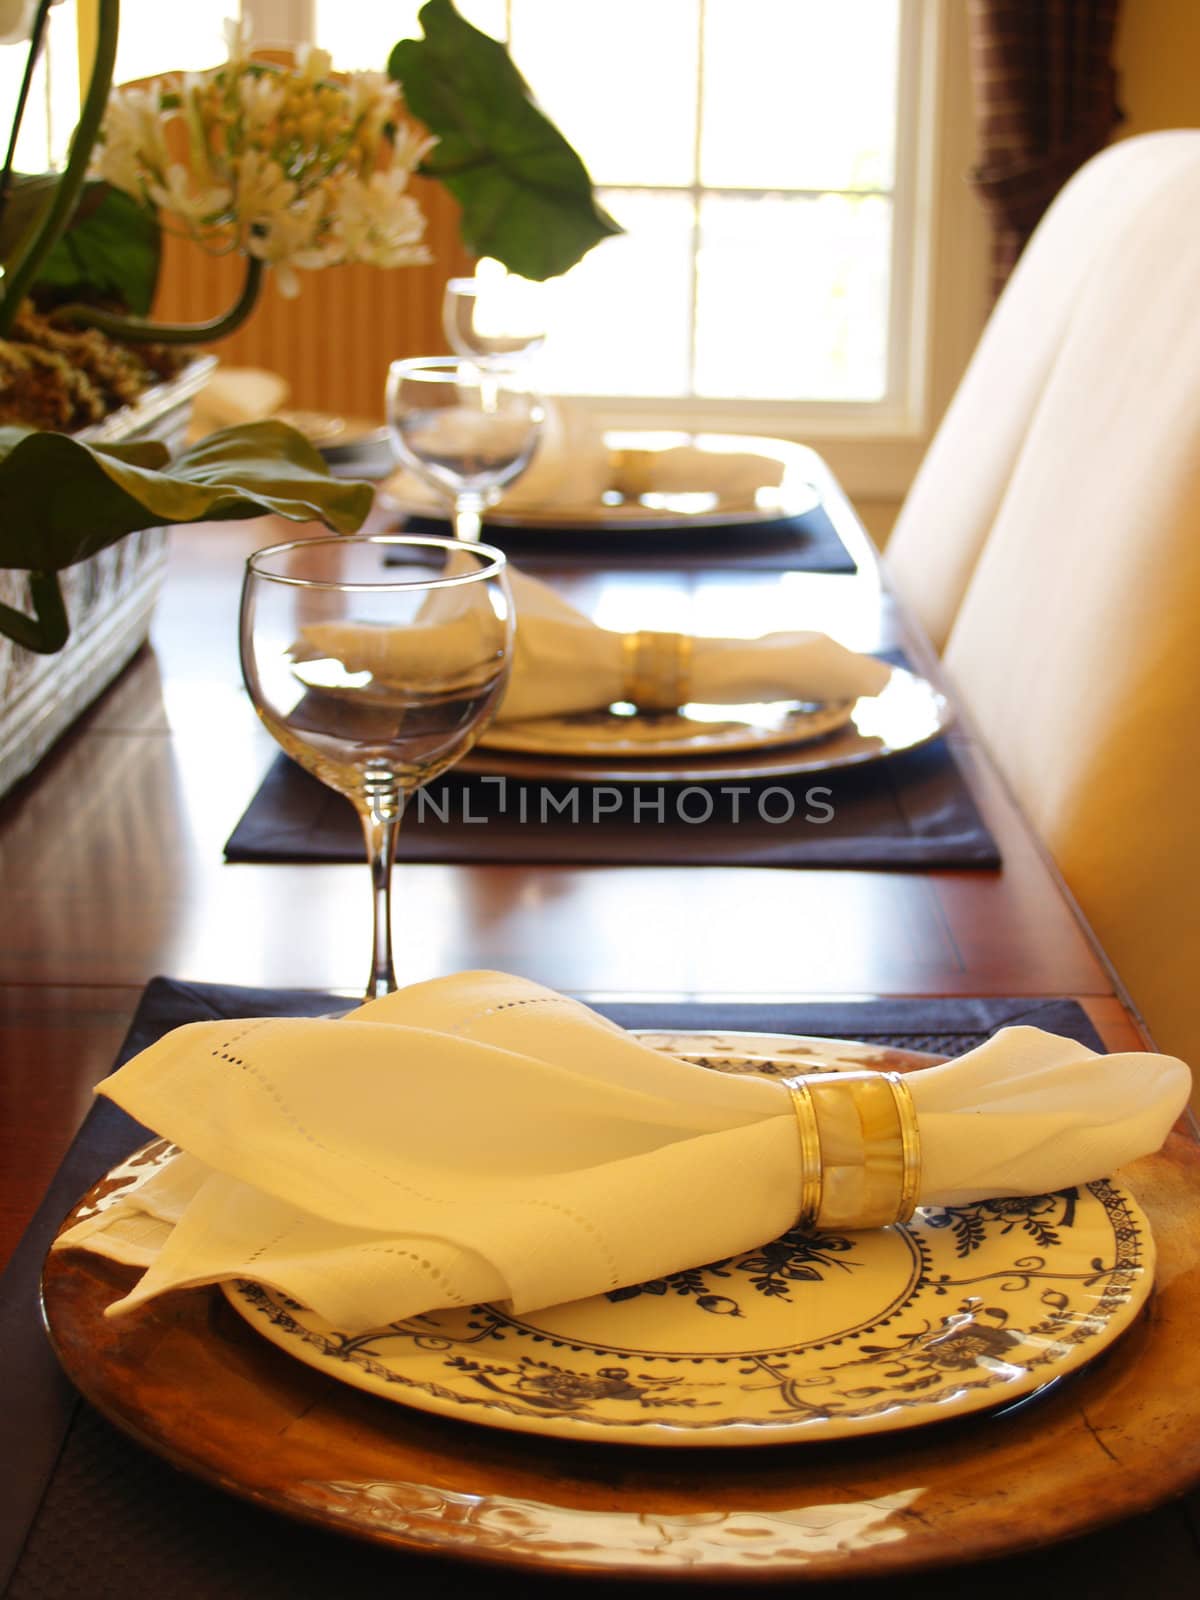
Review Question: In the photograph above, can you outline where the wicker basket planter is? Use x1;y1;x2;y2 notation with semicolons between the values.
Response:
0;356;215;801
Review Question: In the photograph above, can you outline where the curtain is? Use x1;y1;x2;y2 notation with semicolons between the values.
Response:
968;0;1124;295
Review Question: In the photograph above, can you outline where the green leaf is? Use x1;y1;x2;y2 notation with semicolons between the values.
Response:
0;177;161;315
389;0;621;280
0;420;373;575
34;183;162;315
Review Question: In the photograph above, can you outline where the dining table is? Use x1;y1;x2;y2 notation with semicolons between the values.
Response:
0;452;1196;1598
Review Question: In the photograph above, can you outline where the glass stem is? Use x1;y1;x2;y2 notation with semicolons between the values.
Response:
359;785;406;1000
453;492;485;544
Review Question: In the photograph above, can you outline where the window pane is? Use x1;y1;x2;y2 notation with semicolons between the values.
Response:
693;193;891;400
46;0;78;165
701;0;899;192
511;0;698;187
314;0;505;70
115;0;229;81
536;190;694;398
0;0;79;170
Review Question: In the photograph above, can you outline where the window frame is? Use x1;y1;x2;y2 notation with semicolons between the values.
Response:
549;0;921;426
502;2;988;502
274;0;988;499
73;0;985;501
566;0;988;504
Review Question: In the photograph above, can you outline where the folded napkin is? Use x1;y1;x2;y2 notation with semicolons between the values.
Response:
386;400;790;518
299;568;893;723
385;399;609;514
55;972;1188;1335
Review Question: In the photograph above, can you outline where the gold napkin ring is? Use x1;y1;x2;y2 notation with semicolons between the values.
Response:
621;631;694;711
782;1075;824;1229
781;1069;921;1230
890;1072;921;1224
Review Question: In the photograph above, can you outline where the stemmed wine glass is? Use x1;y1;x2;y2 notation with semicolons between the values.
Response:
443;272;547;364
385;355;545;544
240;535;513;999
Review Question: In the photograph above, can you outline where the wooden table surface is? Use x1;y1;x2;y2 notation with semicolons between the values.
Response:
0;471;1148;1271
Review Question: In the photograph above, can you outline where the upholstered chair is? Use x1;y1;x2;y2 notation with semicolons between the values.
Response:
935;133;1200;1084
887;130;1200;653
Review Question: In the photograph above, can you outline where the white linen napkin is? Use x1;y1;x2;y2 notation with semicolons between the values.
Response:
299;569;893;723
55;972;1189;1334
385;401;791;518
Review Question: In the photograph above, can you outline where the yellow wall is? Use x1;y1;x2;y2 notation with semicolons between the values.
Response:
1115;0;1200;137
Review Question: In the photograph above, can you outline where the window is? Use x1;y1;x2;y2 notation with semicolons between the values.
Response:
313;0;935;432
112;1;229;81
0;0;79;170
6;2;985;493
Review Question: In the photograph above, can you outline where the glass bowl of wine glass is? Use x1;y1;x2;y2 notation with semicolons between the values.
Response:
240;534;513;998
385;355;545;543
443;269;547;364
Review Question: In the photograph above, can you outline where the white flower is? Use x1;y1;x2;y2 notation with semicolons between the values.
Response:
344;69;399;137
297;43;333;84
239;72;285;130
223;14;251;63
103;85;171;177
388;122;437;179
90;129;144;199
331;168;430;269
247;191;336;296
234;149;295;227
147;162;231;225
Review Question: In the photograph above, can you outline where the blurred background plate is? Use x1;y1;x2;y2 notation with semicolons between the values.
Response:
382;428;822;531
275;410;392;468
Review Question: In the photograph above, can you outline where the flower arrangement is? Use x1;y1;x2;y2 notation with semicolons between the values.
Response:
92;25;435;305
0;0;615;653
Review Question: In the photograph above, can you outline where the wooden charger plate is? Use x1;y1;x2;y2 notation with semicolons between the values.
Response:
41;1115;1200;1584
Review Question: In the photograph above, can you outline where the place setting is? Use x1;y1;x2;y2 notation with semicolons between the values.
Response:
382;417;863;575
224;357;993;875
30;968;1200;1583
224;537;993;870
354;269;863;576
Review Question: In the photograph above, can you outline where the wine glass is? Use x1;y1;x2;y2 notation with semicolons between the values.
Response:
385;355;545;544
443;272;547;364
240;534;513;999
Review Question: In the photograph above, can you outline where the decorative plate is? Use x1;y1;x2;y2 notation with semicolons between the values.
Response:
467;667;952;781
381;429;821;531
209;1031;1154;1448
479;697;856;760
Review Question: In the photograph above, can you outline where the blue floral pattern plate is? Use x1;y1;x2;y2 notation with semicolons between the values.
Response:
221;1033;1153;1448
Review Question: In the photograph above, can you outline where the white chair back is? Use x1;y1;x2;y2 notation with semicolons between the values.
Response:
887;131;1200;651
942;135;1200;1076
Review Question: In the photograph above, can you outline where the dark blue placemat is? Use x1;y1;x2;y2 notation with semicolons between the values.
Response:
225;735;1000;870
1;979;1106;1598
397;503;858;574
